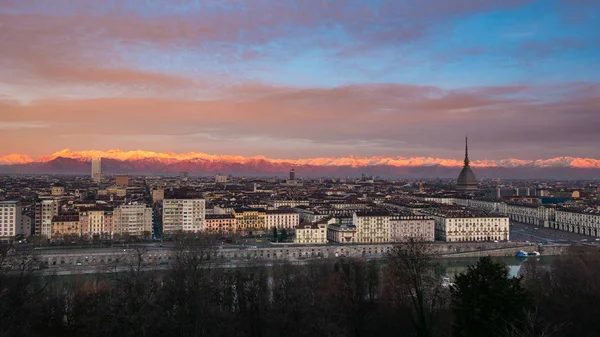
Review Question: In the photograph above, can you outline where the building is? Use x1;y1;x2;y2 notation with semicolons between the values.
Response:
0;201;22;240
233;208;266;232
162;199;206;234
204;214;237;234
265;209;299;230
289;168;296;180
91;158;102;183
51;215;80;240
115;175;129;186
215;174;228;183
79;207;113;239
113;204;153;238
456;137;478;193
390;214;435;242
37;199;60;238
152;188;165;203
274;199;309;208
51;183;65;196
295;218;331;244
327;222;357;243
353;210;392;243
423;206;509;242
554;207;600;236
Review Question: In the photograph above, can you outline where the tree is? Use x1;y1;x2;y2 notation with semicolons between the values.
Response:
451;256;532;337
279;229;288;242
386;238;448;337
273;227;278;242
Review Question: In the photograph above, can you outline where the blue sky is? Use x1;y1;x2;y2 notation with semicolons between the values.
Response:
0;0;599;159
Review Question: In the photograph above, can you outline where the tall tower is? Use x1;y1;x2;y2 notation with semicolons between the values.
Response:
91;158;102;183
456;137;478;192
289;167;295;180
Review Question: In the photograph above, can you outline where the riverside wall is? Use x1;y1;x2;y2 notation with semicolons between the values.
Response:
23;241;570;271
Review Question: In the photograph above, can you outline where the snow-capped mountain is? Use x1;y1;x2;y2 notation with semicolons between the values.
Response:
1;149;600;178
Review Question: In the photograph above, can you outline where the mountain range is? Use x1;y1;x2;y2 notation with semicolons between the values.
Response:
1;149;600;179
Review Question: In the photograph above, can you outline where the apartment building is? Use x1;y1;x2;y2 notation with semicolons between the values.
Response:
0;201;22;239
204;214;237;234
51;215;80;240
162;199;206;234
265;209;299;230
233;208;266;232
113;204;153;238
79;208;114;239
390;214;435;242
353;210;392;244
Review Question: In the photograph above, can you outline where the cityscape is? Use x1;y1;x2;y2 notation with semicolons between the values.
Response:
2;0;600;336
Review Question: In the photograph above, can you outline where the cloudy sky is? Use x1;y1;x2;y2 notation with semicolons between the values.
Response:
1;0;599;160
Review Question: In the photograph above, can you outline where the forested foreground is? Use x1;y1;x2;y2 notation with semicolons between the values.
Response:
1;242;600;337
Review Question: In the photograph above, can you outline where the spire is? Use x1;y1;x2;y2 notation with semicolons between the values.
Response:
464;136;470;167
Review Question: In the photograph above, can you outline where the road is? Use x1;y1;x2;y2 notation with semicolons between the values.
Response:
510;221;599;244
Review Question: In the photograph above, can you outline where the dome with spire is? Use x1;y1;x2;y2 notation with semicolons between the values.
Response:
457;137;478;192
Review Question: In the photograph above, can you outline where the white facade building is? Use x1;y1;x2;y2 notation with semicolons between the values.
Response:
353;211;391;244
423;207;509;242
390;214;435;242
162;199;205;234
0;201;22;239
295;219;331;244
265;210;299;230
113;204;153;237
554;208;600;237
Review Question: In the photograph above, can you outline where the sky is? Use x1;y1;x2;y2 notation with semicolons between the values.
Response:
1;0;599;161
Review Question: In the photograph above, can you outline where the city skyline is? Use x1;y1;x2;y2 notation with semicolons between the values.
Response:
1;0;599;160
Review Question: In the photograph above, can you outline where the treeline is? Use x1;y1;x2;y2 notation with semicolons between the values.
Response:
1;242;600;337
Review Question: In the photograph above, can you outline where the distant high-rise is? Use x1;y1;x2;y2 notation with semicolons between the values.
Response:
91;158;102;182
290;168;296;180
456;137;478;192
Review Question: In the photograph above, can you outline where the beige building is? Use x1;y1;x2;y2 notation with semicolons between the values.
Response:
115;175;129;186
233;208;266;232
51;215;80;240
91;158;102;183
162;199;205;234
38;199;60;238
152;188;165;203
353;211;392;244
266;210;299;230
295;219;331;244
390;214;435;242
204;214;237;234
79;207;113;239
113;204;153;238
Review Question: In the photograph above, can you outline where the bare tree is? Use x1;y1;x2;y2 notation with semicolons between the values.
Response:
386;238;447;337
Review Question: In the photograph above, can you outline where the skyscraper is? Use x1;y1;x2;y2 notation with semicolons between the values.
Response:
92;158;102;183
289;167;296;180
